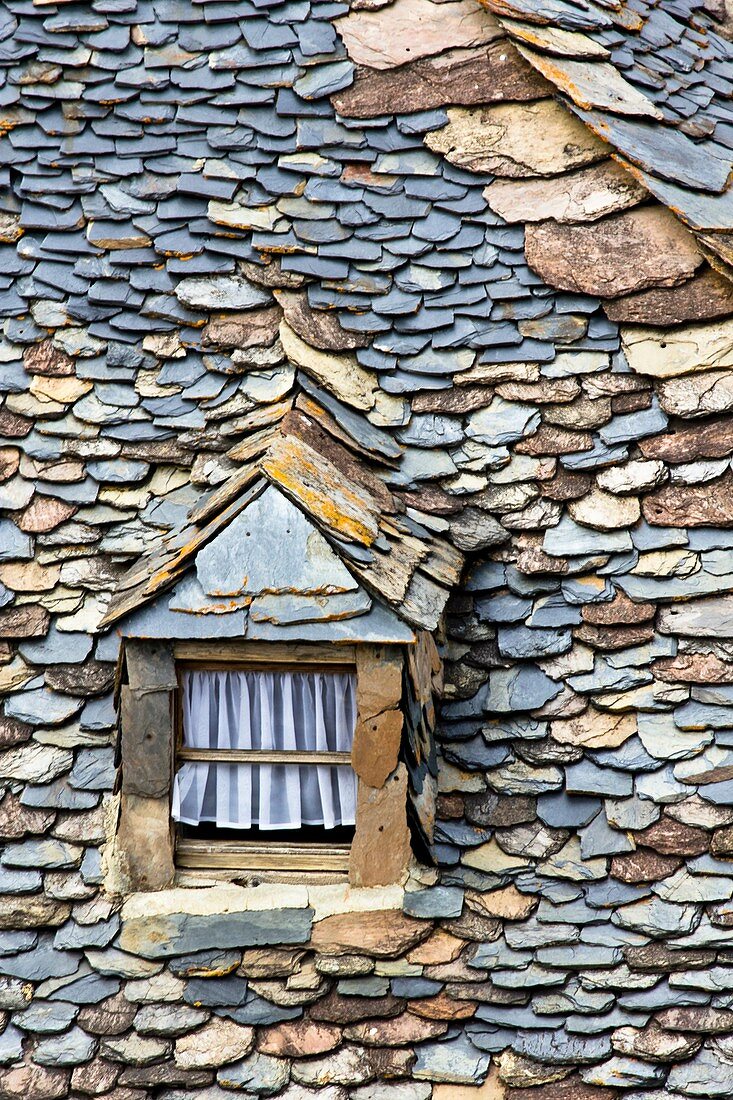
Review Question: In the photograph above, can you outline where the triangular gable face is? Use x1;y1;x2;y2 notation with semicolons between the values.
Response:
195;486;358;598
115;483;415;646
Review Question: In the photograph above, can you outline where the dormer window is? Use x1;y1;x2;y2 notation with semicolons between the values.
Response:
100;419;452;892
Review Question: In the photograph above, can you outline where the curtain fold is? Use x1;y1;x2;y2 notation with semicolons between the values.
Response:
172;669;358;830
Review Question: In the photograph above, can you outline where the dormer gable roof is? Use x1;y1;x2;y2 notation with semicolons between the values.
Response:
101;404;465;638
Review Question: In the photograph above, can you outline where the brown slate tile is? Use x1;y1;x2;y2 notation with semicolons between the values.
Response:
23;339;75;377
18;496;76;534
634;816;710;857
639;416;733;463
309;989;404;1025
575;622;654;650
652;652;733;684
257;1020;342;1058
0;791;54;839
604;267;733;326
524;206;702;298
643;472;733;527
309;911;432;958
0;1066;69;1100
624;943;715;971
582;590;654;625
506;1076;618;1100
610;849;682;883
344;1013;448;1045
332;40;550;119
0;604;50;639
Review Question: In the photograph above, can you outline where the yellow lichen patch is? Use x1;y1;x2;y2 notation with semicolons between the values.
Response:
261;434;380;547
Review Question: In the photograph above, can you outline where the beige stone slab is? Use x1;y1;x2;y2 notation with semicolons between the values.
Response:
279;322;377;411
335;0;501;69
657;370;733;418
552;706;636;749
568;487;640;530
484;159;646;224
516;45;663;118
462;839;530;874
425;98;606;177
349;765;411;888
623;317;733;378
498;17;610;57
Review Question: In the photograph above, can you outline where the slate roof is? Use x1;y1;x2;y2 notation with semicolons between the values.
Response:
8;0;733;1096
102;403;464;634
482;0;733;247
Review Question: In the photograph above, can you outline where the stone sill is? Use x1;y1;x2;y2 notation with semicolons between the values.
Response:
121;880;405;925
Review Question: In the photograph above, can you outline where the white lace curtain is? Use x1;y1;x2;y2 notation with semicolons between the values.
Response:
172;668;358;831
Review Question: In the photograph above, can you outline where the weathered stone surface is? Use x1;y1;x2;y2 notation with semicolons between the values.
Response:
426;99;606;177
351;709;402;789
640;416;733;463
78;995;138;1037
504;1078;612;1100
335;0;500;69
274;292;368;352
582;590;653;626
0;793;54;839
344;1014;447;1046
525;206;701;298
568;488;640;530
624;943;715;971
0;604;49;638
310;988;403;1026
349;765;412;888
119;905;313;959
257;1020;341;1059
606;267;733;326
466;885;538;921
23;340;74;377
596;460;666;495
120;687;172;799
217;1051;290;1094
667;1045;733;1096
333;41;548;118
552;707;635;750
485;160;646;224
635;817;709;857
293;1044;413;1087
310;911;431;958
70;1057;120;1095
657;1006;733;1032
175;276;270;312
175;1019;255;1069
18;497;76;534
657;369;733;418
660;595;733;636
623;316;733;378
279;324;377;412
643;472;733;527
115;794;175;894
0;1064;69;1100
611;849;682;883
201;306;281;350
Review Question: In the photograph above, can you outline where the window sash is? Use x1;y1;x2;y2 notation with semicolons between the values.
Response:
173;665;358;832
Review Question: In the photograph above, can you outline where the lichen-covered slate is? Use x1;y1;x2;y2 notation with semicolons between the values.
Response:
5;0;733;1097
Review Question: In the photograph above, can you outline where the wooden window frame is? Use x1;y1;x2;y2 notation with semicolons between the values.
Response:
173;654;357;875
113;639;412;891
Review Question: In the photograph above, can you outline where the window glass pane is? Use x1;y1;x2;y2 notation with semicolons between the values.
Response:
172;669;358;831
